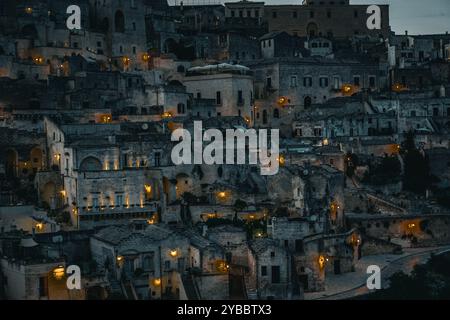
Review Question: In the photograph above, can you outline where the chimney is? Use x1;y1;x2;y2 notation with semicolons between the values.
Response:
405;30;408;36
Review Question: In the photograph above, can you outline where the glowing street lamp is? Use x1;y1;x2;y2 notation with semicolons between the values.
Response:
169;249;178;258
318;255;328;270
277;96;288;107
53;266;65;280
142;53;151;62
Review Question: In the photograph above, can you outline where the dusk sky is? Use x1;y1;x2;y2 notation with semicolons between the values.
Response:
263;0;450;35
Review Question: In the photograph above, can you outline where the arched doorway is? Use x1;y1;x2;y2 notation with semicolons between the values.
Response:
304;96;312;109
114;10;125;33
273;108;280;119
21;24;38;39
30;147;43;172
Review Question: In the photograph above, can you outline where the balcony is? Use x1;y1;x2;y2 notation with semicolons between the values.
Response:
79;201;158;216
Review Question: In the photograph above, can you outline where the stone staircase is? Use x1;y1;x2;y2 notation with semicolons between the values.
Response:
244;276;258;300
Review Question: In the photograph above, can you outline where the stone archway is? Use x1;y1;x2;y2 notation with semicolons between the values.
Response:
21;24;38;39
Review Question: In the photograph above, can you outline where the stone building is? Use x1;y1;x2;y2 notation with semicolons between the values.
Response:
183;63;254;122
249;57;384;131
43;117;176;229
247;238;296;299
91;221;227;299
264;0;390;39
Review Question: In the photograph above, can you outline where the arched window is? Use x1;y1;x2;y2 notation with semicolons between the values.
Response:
304;96;312;109
263;110;268;124
115;10;125;32
80;157;102;171
273;108;280;119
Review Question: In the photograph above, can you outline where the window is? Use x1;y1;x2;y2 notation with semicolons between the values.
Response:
132;46;136;54
270;251;275;258
268;39;271;47
369;76;376;88
97;41;102;47
271;266;280;284
263;110;268;124
293;11;298;18
164;260;171;270
238;90;243;105
273;109;280;118
231;10;235;17
154;152;161;166
216;91;221;105
290;75;298;87
303;76;312;87
247;10;251;17
196;92;201;99
92;197;99;208
354;10;358;18
333;76;340;89
177;103;185;114
132;22;136;31
314;128;322;137
255;10;259;17
272;11;277;18
261;266;267;276
116;194;123;206
353;76;360;86
319;77;329;87
310;11;314;18
266;77;272;88
239;10;243;18
143;255;154;271
327;11;331;18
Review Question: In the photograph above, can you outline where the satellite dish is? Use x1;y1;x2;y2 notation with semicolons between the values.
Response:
142;123;148;130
